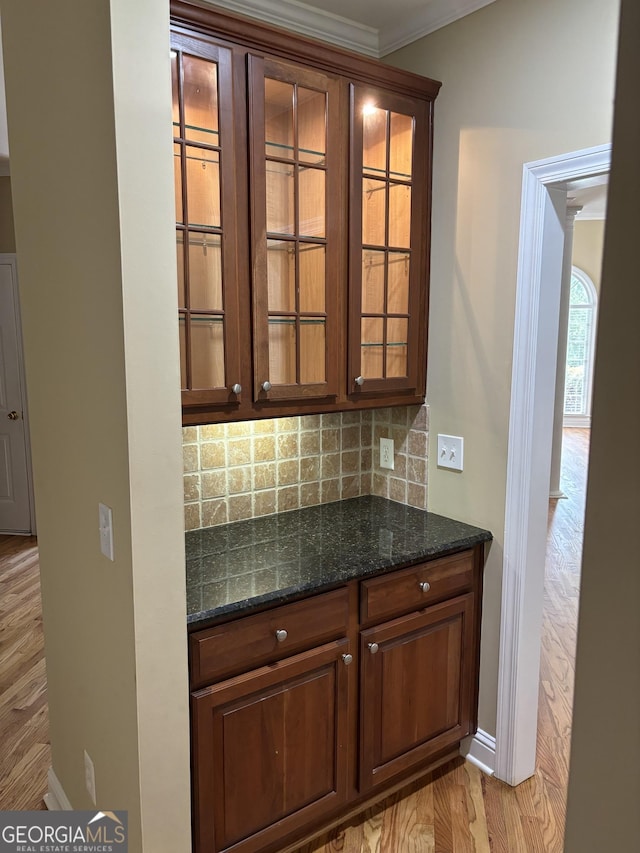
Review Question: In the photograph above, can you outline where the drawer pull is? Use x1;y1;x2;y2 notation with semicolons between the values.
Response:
275;629;288;642
342;653;353;666
368;642;379;655
419;581;431;593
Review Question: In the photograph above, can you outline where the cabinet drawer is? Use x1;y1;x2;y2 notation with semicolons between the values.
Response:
360;550;474;625
190;586;350;688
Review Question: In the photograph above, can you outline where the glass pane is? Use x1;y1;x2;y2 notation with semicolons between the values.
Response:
300;320;326;383
265;79;294;160
298;88;326;164
179;315;187;390
186;147;220;228
362;106;387;176
362;249;385;314
266;161;294;235
267;240;295;312
389;112;413;179
387;252;410;315
388;183;411;248
174;143;183;223
191;315;225;389
361;317;384;379
268;317;296;385
176;232;185;308
299;245;325;313
387;318;408;378
189;233;222;310
299;167;325;237
362;179;386;246
183;55;219;144
171;52;180;130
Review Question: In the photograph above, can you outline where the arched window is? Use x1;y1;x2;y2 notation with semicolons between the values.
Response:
563;266;597;424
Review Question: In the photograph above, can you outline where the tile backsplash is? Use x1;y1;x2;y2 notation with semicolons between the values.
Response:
183;404;429;530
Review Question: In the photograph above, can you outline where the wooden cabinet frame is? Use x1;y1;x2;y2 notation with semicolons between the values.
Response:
172;34;244;407
170;1;441;425
189;543;485;853
249;56;345;404
348;85;431;398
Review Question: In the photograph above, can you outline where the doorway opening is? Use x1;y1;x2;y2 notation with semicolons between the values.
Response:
495;144;611;787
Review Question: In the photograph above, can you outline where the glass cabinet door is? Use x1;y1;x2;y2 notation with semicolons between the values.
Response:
172;37;242;407
249;56;342;403
349;85;430;397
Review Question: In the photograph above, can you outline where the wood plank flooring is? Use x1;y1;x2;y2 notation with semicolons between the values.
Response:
0;428;588;850
0;533;50;809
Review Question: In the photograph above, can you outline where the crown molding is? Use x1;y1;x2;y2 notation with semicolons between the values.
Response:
380;0;498;56
204;0;379;56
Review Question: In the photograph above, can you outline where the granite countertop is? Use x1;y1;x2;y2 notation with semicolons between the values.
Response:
186;495;492;631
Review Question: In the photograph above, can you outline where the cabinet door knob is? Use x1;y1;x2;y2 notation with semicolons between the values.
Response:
354;375;365;386
419;581;431;593
275;629;288;642
368;642;379;655
261;380;272;392
342;653;353;666
231;383;242;395
7;411;19;420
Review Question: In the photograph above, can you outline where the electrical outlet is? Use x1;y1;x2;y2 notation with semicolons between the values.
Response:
84;749;96;805
380;437;394;470
437;434;464;471
99;503;114;561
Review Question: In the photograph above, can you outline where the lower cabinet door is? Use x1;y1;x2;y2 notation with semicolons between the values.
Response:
359;593;474;791
192;638;352;853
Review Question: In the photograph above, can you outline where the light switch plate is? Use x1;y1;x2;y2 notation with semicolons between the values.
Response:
99;503;114;561
437;434;464;471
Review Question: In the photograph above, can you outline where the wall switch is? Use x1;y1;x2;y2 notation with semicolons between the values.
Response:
84;749;97;805
437;434;464;472
380;437;394;470
98;503;114;561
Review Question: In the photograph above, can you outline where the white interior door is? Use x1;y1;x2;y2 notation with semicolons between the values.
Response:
0;256;33;533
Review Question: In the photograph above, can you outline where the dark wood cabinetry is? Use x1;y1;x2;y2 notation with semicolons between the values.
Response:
359;594;475;791
170;1;440;425
189;546;484;853
192;640;351;853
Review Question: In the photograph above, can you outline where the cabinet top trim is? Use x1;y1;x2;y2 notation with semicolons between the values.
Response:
170;0;442;101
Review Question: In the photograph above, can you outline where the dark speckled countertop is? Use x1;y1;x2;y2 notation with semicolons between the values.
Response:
186;496;492;631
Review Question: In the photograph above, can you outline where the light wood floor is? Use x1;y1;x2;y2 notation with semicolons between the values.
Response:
0;429;588;850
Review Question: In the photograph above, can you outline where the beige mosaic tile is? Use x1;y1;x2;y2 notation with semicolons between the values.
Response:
200;441;225;469
202;498;228;527
201;470;227;499
182;404;428;529
184;474;200;502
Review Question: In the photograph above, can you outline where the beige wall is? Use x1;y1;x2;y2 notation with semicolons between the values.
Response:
0;1;190;851
0;175;15;252
572;219;606;291
388;0;619;735
565;0;640;846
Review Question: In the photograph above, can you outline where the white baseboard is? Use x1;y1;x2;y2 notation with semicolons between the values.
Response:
460;729;496;776
44;767;73;810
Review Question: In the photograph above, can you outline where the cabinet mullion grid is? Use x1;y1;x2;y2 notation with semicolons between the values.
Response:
383;108;391;380
175;50;192;391
293;82;301;387
176;50;226;392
